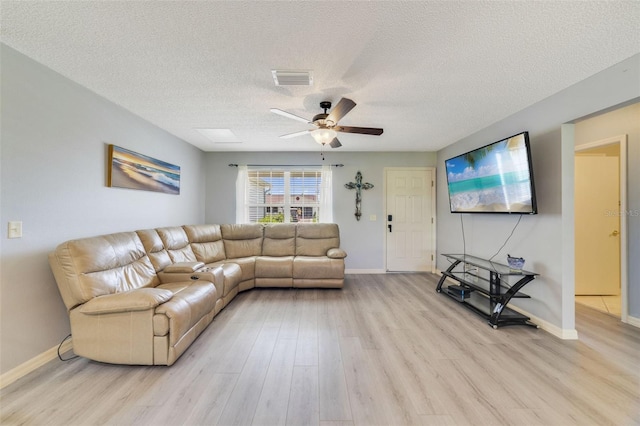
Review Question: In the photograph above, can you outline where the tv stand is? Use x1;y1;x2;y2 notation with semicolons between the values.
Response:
436;254;538;329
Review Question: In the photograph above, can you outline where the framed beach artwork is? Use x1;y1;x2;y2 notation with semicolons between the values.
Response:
107;145;180;194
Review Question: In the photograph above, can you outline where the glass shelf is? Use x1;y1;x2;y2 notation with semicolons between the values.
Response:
436;254;538;329
444;270;530;298
443;254;538;277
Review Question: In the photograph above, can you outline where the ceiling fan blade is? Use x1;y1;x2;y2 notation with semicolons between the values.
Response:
329;138;342;148
326;97;356;125
279;130;311;139
270;108;311;124
335;126;384;135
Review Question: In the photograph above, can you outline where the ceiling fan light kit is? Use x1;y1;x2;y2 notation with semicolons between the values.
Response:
271;97;384;149
311;128;337;146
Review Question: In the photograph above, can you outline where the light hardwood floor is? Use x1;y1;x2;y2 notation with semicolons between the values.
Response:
1;273;639;425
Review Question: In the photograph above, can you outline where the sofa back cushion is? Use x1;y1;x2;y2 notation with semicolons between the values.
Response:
49;232;159;311
156;226;197;263
262;224;296;256
183;224;226;263
136;229;172;272
221;224;263;259
296;223;340;256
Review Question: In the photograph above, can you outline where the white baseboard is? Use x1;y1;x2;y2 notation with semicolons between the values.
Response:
625;315;640;328
345;269;386;274
0;339;73;390
507;304;579;340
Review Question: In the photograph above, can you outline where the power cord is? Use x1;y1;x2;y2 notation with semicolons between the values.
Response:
487;214;523;262
57;334;78;361
460;214;466;261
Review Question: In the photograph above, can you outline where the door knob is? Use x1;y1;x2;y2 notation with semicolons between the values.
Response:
610;230;620;236
388;224;392;233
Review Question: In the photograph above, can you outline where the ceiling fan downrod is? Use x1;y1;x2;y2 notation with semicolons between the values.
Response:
319;101;331;114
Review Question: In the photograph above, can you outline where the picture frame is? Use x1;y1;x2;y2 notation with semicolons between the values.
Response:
107;144;180;194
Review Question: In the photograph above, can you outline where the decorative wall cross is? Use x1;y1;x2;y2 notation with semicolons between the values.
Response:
345;171;374;221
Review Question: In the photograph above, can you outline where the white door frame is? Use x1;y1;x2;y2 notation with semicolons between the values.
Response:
383;167;437;273
575;134;628;322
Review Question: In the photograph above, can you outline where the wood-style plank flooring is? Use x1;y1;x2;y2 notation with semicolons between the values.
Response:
1;273;639;425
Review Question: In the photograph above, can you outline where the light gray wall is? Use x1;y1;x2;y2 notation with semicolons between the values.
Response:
438;129;566;328
204;151;437;270
574;102;640;318
436;53;640;332
0;45;206;373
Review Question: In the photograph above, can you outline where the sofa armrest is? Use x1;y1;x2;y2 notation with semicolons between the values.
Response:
327;248;347;259
78;288;173;315
190;266;225;285
163;261;205;273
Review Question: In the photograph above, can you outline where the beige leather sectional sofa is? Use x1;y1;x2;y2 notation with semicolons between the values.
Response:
48;223;346;366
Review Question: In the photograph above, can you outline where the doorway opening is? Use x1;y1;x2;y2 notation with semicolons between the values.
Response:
574;135;628;321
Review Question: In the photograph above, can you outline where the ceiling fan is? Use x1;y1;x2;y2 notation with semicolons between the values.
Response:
270;97;383;148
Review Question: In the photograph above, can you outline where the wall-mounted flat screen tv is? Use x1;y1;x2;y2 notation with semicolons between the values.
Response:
445;131;537;214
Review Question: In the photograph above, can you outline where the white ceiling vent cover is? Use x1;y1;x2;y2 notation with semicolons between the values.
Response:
271;70;313;86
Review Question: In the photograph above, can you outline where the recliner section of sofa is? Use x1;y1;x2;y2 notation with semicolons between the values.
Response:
48;223;346;366
293;223;347;288
49;231;218;366
256;223;296;288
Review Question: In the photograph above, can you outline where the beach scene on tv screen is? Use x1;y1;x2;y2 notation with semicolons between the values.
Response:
446;134;534;213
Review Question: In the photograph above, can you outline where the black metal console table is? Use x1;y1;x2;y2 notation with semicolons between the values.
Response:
436;254;539;329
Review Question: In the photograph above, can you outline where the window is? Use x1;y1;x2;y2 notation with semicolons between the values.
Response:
236;166;332;223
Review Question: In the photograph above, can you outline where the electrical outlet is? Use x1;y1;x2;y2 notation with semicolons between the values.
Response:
8;221;22;238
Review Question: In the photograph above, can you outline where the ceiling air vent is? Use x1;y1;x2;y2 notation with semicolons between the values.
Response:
271;70;313;86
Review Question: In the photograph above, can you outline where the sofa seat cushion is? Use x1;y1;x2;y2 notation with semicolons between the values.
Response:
210;257;256;283
255;257;294;287
293;256;345;279
156;282;192;294
153;281;217;345
256;256;293;277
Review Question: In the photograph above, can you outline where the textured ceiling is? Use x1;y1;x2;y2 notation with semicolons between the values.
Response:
1;1;639;152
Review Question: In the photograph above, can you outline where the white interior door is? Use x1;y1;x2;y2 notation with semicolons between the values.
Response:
575;156;620;295
385;168;435;272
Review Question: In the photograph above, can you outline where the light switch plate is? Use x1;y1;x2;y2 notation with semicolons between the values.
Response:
8;221;22;238
369;214;377;221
